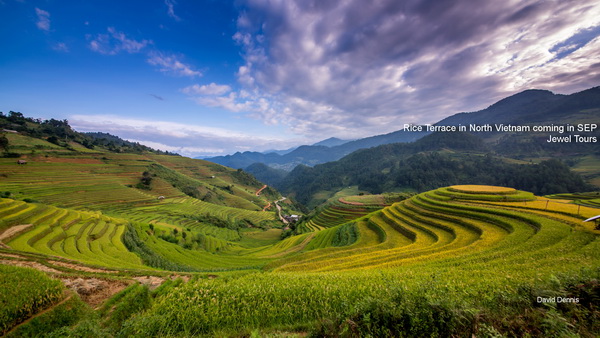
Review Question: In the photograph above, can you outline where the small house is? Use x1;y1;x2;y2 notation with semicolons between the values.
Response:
17;160;27;165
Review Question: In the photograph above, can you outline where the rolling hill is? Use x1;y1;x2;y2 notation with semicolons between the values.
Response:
1;110;599;336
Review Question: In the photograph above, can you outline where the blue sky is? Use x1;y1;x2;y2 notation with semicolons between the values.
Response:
1;0;599;157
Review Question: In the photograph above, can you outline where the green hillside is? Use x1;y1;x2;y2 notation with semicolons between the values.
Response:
278;131;595;207
1;116;599;336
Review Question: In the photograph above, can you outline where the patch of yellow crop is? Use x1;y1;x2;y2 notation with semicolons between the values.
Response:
450;185;515;194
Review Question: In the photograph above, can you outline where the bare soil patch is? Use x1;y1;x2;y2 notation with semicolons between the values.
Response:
133;276;165;290
62;277;130;308
169;274;190;282
0;224;34;244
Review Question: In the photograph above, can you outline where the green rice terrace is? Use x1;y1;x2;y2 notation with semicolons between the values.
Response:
1;136;599;336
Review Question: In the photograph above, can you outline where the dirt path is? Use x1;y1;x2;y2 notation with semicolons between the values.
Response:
274;197;288;224
255;185;268;196
49;260;119;274
262;202;272;211
0;259;63;273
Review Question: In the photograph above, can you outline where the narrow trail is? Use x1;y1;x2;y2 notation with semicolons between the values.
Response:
274;197;288;224
262;202;272;211
255;185;268;196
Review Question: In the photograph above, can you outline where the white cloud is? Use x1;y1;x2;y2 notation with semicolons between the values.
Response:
69;114;302;157
147;52;202;77
88;27;152;55
35;8;50;31
107;27;150;53
165;0;181;21
193;92;255;113
52;42;69;52
126;139;223;157
226;0;600;139
182;83;231;95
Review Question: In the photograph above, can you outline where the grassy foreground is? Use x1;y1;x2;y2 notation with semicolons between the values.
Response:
1;156;599;336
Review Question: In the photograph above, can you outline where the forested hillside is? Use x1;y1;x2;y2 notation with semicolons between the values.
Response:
0;111;177;156
277;131;594;207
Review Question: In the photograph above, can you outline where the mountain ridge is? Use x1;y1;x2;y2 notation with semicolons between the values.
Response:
205;86;599;171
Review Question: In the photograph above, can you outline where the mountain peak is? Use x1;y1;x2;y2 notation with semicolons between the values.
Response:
312;137;349;147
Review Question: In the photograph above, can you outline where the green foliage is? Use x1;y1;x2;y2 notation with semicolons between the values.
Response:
1;152;21;158
244;162;288;187
0;265;64;335
312;292;472;337
6;293;90;338
281;145;592;205
231;168;260;186
45;319;111;338
0;112;177;155
103;284;151;333
331;222;358;247
135;171;153;190
383;192;413;204
147;163;203;198
188;213;254;231
0;134;8;151
121;223;196;271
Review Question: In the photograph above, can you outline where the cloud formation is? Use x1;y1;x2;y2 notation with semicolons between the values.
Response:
35;8;50;31
147;51;202;77
208;0;600;139
52;42;69;52
88;27;152;55
87;28;201;78
69;115;302;157
182;83;232;95
165;0;181;21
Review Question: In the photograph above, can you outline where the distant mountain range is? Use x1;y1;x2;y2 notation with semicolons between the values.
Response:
234;86;600;207
205;86;599;172
203;129;428;170
202;85;600;208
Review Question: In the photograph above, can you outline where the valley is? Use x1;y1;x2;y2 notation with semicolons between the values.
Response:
3;1;600;335
0;103;599;336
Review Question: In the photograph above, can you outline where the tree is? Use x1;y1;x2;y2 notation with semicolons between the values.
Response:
7;111;25;124
0;135;8;151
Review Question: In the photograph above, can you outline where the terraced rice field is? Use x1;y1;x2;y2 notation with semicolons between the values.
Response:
298;195;387;232
0;199;147;269
123;185;600;336
3;184;597;273
546;191;600;208
0;152;279;272
270;185;599;272
1;182;599;336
